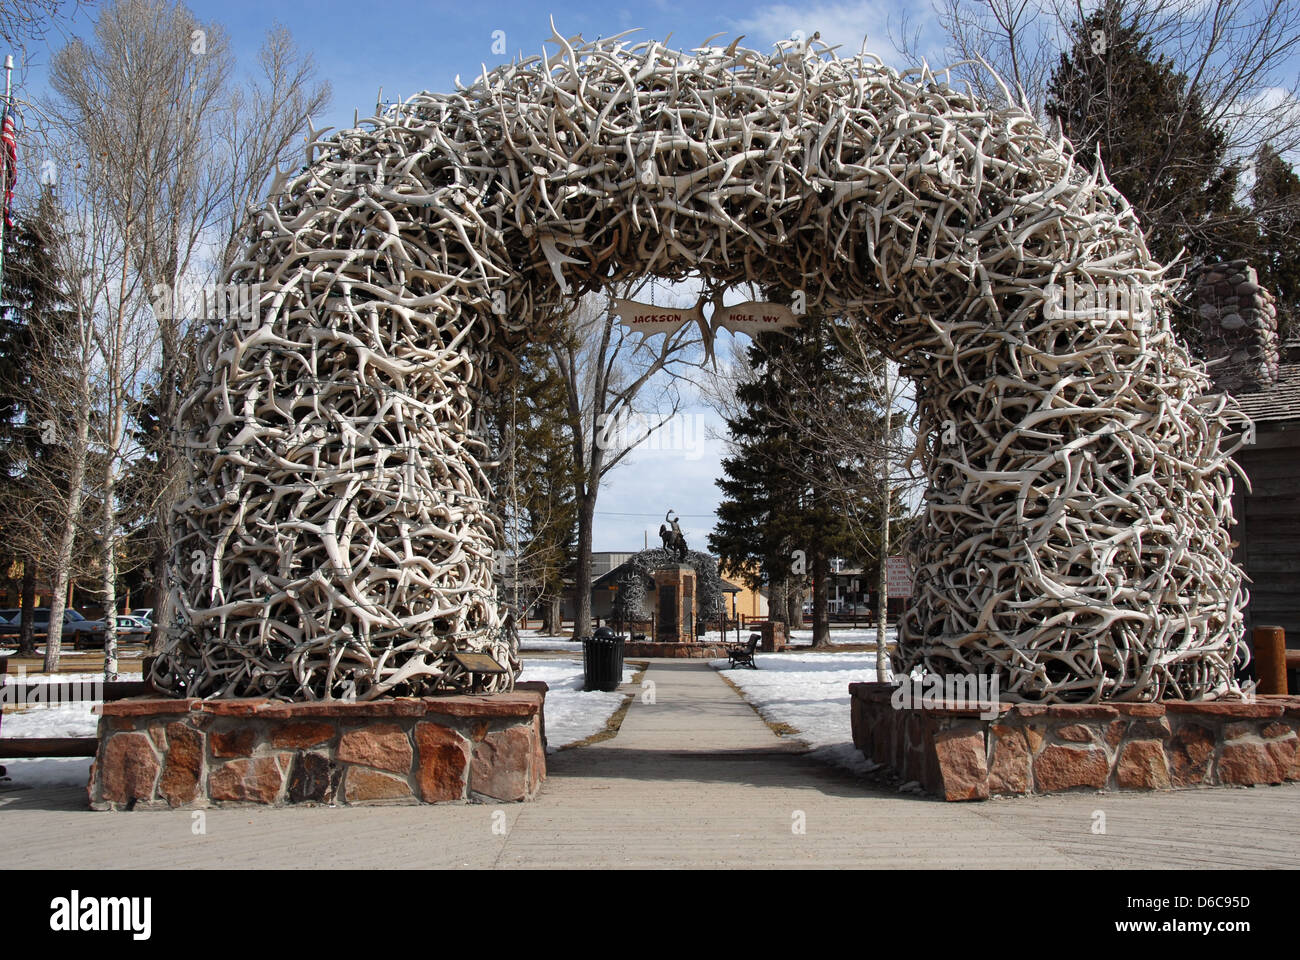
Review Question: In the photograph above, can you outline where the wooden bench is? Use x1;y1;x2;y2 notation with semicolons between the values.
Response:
725;633;760;669
0;657;154;776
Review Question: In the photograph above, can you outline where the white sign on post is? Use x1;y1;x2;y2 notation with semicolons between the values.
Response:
886;556;913;598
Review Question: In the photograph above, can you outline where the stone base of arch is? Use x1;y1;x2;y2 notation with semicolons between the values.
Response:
87;684;548;810
849;683;1300;801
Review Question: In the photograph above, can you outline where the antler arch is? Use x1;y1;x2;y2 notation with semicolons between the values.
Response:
154;30;1248;702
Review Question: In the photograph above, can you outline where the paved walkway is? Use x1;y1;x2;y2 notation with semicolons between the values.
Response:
3;659;1298;868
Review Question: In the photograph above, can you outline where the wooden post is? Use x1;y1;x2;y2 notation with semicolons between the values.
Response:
1253;626;1286;694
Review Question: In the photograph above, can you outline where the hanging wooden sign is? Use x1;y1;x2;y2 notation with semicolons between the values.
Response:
710;301;799;337
612;298;800;362
611;299;703;338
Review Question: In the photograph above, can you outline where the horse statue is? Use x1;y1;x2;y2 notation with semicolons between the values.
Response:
658;510;689;561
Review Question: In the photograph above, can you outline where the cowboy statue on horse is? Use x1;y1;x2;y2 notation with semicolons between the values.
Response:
658;510;689;562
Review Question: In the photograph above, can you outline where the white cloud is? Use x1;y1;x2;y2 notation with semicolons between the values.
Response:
732;0;933;61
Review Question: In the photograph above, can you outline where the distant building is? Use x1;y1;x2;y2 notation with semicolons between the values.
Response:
1198;262;1298;656
1225;338;1300;649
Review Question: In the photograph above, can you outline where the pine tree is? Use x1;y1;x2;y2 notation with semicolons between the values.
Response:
0;187;84;655
1045;1;1249;344
709;315;883;646
1251;143;1300;342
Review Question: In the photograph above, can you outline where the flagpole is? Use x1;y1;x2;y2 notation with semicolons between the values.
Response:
0;54;11;305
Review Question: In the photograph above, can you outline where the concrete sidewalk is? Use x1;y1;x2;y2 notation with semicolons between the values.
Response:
2;659;1298;869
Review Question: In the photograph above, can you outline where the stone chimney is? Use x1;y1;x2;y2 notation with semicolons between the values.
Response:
1196;260;1281;394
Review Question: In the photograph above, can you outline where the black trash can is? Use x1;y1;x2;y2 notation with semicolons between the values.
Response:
583;626;625;692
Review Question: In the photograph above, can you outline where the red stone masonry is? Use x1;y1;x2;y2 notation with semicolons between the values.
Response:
87;682;548;810
849;682;1300;801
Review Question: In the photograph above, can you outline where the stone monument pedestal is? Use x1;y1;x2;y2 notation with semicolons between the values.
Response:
653;564;697;643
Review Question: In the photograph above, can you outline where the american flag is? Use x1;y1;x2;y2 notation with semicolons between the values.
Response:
1;103;15;229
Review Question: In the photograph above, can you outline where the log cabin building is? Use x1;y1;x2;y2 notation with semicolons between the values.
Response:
1197;262;1299;676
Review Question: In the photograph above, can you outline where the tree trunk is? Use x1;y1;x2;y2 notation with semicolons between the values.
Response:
102;472;120;681
572;494;596;638
542;592;562;635
769;577;788;625
148;545;170;656
17;560;37;657
42;519;82;673
876;554;889;681
790;583;806;629
42;374;92;673
811;549;831;647
876;361;892;682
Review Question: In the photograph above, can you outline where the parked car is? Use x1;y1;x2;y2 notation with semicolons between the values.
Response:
73;615;152;649
130;608;155;623
833;601;876;622
0;607;100;644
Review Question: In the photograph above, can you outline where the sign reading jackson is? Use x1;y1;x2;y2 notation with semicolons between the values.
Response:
612;299;799;342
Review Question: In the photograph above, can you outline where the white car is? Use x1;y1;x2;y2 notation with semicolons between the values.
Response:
75;615;153;649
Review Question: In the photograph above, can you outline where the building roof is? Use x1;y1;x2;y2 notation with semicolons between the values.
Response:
1235;340;1300;424
591;562;647;590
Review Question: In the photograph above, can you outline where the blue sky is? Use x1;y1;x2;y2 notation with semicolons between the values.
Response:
28;1;941;133
175;0;939;135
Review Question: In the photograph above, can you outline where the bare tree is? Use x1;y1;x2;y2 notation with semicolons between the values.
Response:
0;0;85;86
551;281;707;638
0;0;78;45
922;0;1300;140
89;237;157;680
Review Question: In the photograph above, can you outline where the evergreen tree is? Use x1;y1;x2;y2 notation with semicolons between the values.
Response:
1251;143;1300;342
1045;1;1249;344
0;187;79;654
709;315;884;646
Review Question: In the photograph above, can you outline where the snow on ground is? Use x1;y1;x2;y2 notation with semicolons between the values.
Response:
518;629;582;651
712;651;893;774
786;627;897;647
517;626;897;650
698;627;896;647
1;684;103;790
1;699;100;738
0;756;93;789
517;657;637;752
